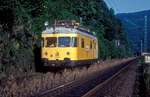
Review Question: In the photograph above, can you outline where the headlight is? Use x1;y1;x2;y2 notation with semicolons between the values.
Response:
50;54;53;57
56;52;59;56
66;52;70;55
45;52;48;56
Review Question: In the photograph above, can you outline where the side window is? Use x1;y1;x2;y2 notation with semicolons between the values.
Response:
90;41;92;49
81;38;84;48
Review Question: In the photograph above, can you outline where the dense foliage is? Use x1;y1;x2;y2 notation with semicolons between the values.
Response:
0;0;132;76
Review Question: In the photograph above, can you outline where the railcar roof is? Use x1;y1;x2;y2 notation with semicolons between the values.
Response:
42;20;96;37
42;27;96;37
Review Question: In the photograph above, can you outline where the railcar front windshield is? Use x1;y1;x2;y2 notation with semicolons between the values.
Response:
58;37;70;47
46;37;57;47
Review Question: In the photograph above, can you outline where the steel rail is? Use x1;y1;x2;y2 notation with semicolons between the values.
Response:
81;59;136;97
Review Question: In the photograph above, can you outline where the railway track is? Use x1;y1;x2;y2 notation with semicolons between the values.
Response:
81;59;137;97
31;58;138;97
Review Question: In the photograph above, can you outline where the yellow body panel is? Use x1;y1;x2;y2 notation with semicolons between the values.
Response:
77;34;97;60
42;47;77;60
41;33;98;61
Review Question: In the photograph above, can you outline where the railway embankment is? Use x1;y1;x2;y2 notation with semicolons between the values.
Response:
0;58;134;97
143;63;150;96
133;59;149;97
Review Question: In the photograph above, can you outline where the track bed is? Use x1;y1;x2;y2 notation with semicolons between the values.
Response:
33;59;138;97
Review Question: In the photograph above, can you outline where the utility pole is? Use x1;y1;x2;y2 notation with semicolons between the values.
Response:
144;16;148;52
141;40;143;54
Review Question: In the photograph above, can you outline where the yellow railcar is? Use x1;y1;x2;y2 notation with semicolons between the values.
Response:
41;20;98;67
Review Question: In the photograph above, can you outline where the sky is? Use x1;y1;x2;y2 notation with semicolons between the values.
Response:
104;0;150;14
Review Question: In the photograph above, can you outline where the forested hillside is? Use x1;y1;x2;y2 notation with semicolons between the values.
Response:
117;10;150;54
0;0;132;76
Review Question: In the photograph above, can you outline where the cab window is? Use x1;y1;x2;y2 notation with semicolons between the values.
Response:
46;37;57;47
58;37;70;47
71;37;77;47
